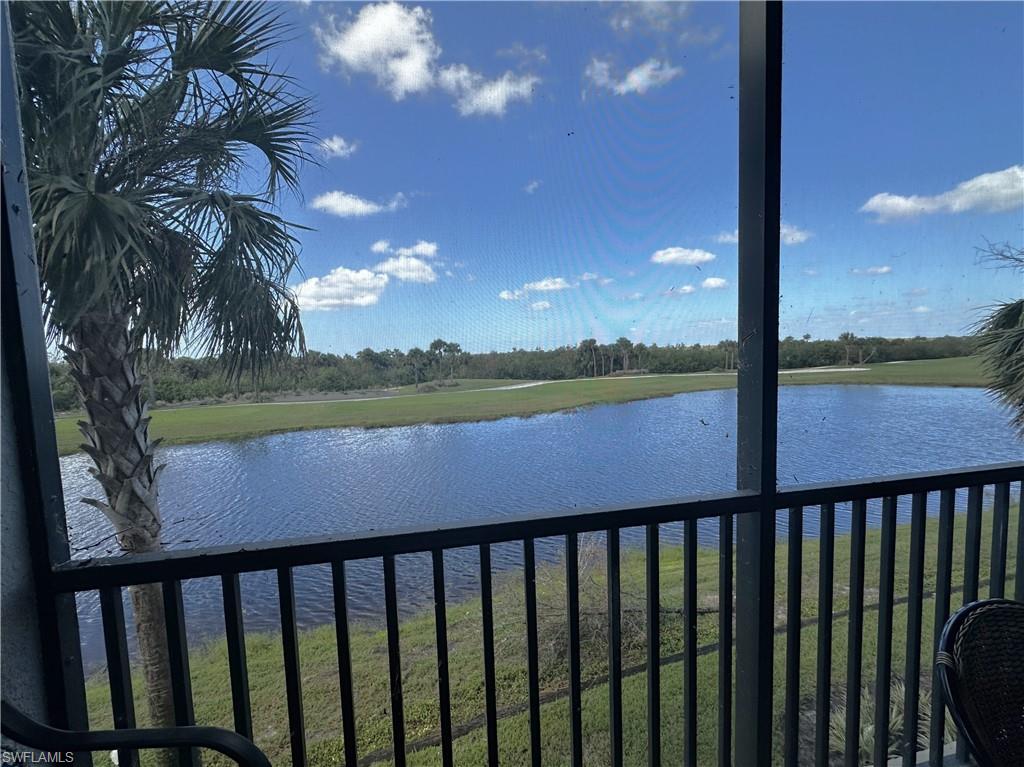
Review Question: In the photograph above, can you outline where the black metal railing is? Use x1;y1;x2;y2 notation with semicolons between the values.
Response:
46;461;1022;767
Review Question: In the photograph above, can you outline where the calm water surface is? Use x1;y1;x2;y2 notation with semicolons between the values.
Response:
61;385;1021;665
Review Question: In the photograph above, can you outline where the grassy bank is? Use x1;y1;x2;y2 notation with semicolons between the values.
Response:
56;356;985;456
87;497;1018;766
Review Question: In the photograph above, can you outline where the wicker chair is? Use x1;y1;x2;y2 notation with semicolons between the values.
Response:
935;598;1024;767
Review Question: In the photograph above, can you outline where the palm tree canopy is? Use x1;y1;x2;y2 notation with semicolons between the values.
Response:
974;243;1024;436
12;0;312;378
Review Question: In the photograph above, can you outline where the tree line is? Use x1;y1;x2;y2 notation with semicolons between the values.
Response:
48;333;977;410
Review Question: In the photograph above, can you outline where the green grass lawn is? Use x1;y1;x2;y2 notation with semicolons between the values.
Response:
55;356;986;456
86;497;1018;766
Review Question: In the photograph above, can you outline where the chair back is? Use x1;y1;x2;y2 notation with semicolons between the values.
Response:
936;598;1024;767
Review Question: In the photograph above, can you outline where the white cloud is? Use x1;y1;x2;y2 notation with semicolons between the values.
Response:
316;3;539;118
316;2;439;99
497;43;548;66
312;190;406;218
523;276;572;291
780;221;812;245
371;239;391;254
524;179;543;194
626;291;644;301
530;300;552;311
679;25;723;46
713;221;810;245
439;65;539;116
803;268;819;277
912;305;931;314
293;267;389;310
499;289;524;301
599;277;615;285
319;135;358;159
579;272;600;281
702;277;728;289
850;265;893;275
906;287;929;297
374;255;437;283
860;165;1024;222
663;284;696;297
585;57;682;96
610;2;692;34
650;247;717;266
395;240;438;258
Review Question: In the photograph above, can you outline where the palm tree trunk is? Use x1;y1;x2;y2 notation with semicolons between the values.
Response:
65;310;177;766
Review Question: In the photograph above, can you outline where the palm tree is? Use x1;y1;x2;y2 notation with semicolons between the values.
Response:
12;1;311;750
975;242;1024;435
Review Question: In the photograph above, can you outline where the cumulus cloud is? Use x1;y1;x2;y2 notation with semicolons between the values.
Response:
523;276;572;291
713;221;810;245
374;255;437;283
315;2;439;99
312;190;407;218
780;222;812;245
579;272;599;281
912;305;931;313
586;57;682;96
499;289;524;301
530;300;552;311
663;284;696;296
439;65;539;116
860;165;1024;222
850;265;892;275
319;135;358;159
701;277;728;289
609;2;692;34
524;179;543;194
396;240;439;258
650;247;717;266
371;239;391;253
315;2;539;117
293;267;389;310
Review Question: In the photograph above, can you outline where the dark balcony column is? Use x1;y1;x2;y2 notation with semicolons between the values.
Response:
735;2;783;765
1;5;90;749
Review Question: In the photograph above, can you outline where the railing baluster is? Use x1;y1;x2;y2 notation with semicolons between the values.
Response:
783;506;802;767
100;587;139;767
432;551;454;767
902;493;926;767
332;561;358;767
929;488;955;766
814;503;835;767
523;538;542;767
278;567;307;767
608;528;623;767
684;518;698;767
844;499;866;767
383;554;407;767
1016;481;1024;604
718;512;733;767
645;524;660;767
874;498;897;767
480;544;499;767
990;482;1010;598
956;486;983;762
221;573;253;741
566;532;583;767
162;580;197;767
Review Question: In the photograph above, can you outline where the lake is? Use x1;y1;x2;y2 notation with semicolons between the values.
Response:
61;385;1021;665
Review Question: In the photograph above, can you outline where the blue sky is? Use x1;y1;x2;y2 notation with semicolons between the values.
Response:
270;1;1023;355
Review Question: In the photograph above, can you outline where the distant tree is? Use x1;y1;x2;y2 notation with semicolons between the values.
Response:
616;337;633;372
633;342;648;372
839;332;858;366
407;347;429;390
443;341;463;379
974;242;1024;435
576;338;598;377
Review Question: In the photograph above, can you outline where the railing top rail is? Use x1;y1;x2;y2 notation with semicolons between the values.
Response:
51;461;1022;593
52;491;759;592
